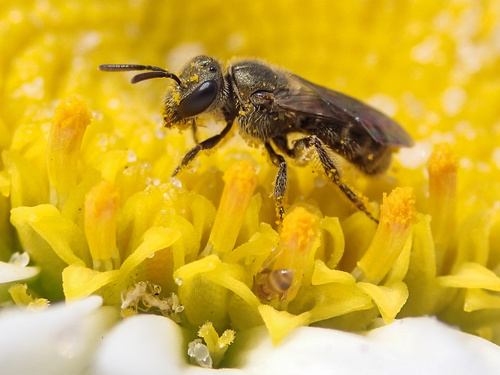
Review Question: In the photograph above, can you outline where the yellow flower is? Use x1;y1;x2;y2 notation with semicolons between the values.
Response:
1;0;500;369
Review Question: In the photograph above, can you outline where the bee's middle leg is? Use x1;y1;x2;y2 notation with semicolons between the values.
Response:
265;142;287;221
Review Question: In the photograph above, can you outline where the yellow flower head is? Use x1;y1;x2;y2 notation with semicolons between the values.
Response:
1;0;500;369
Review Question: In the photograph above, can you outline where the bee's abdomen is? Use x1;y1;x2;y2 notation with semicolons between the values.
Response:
300;118;392;174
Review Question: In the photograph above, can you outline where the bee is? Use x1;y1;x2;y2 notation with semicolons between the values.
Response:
99;56;413;223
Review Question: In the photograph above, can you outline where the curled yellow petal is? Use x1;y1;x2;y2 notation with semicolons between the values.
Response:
312;259;356;285
175;255;261;331
321;216;345;269
205;264;261;310
174;255;229;331
464;288;500;312
62;263;120;300
119;226;182;277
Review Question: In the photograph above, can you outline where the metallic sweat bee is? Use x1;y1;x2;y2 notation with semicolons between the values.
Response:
99;56;413;223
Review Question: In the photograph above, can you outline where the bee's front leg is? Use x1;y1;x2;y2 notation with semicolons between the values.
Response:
172;118;234;177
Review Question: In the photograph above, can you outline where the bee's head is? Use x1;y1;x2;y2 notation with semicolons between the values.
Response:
98;55;227;128
163;55;226;127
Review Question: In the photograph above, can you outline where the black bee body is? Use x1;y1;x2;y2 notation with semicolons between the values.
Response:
99;56;413;223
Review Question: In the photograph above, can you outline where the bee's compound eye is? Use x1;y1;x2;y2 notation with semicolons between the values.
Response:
178;80;218;118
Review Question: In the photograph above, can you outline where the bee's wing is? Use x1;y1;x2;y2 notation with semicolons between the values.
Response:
274;74;414;147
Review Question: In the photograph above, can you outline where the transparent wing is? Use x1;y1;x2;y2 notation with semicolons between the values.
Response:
274;74;414;147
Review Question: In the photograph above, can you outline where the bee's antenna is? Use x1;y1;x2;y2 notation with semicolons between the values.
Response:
130;71;182;85
98;64;183;86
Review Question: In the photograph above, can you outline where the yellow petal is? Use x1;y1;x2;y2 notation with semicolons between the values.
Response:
321;216;345;269
62;263;119;300
173;254;221;281
406;214;437;280
188;193;216;256
0;170;11;198
11;204;88;266
306;283;374;323
258;305;311;346
3;150;48;207
92;150;130;183
438;262;500;291
155;209;199;270
464;289;500;312
453;212;494;272
312;259;356;285
384;227;413;284
205;264;261;310
119;226;181;277
224;225;279;275
174;255;229;330
357;281;408;324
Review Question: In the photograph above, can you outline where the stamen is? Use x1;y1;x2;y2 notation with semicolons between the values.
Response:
47;96;91;209
197;322;235;368
264;206;321;301
356;187;417;283
202;161;257;258
84;181;120;271
427;143;457;273
8;283;50;311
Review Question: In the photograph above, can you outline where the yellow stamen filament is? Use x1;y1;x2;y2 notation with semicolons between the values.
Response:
427;143;458;273
84;181;120;271
203;161;257;257
356;187;416;283
47;96;91;209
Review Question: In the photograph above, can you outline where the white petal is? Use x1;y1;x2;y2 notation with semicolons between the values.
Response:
231;317;500;375
0;260;40;283
91;315;500;375
93;314;243;375
0;296;112;375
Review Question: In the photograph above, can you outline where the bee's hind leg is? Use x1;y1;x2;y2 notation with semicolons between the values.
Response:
293;135;379;224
